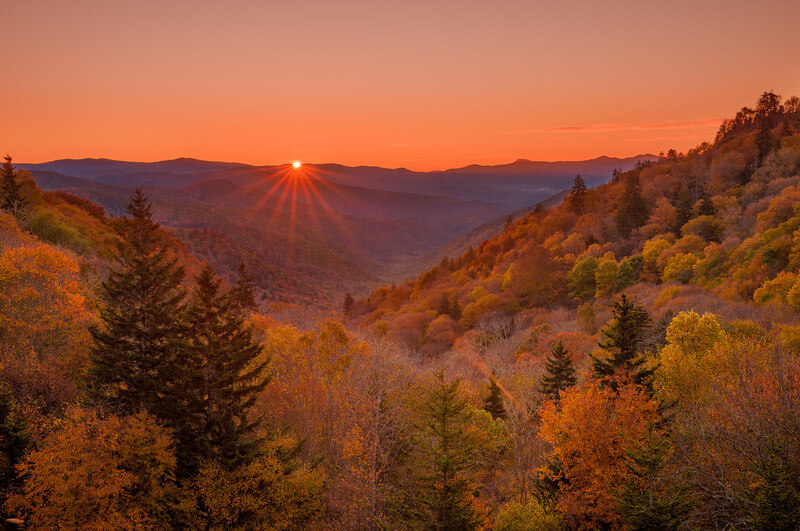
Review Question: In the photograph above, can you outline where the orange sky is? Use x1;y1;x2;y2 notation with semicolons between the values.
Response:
5;0;800;171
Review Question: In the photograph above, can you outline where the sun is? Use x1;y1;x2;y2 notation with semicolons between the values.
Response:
292;161;302;169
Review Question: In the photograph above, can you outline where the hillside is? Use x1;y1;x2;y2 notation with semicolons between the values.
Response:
351;92;800;355
24;155;647;306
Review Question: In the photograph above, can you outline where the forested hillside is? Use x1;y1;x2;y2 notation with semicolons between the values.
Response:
2;92;800;529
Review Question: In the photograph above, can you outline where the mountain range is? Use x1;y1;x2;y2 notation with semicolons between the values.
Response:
21;154;653;305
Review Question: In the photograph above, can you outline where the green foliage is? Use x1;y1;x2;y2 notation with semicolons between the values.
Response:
593;295;655;393
616;425;693;530
538;341;577;402
0;386;28;505
413;369;484;530
746;441;800;530
616;173;648;236
567;256;597;300
181;265;271;473
88;189;190;452
0;156;24;214
483;376;506;420
26;210;89;252
568;175;588;215
494;498;563;531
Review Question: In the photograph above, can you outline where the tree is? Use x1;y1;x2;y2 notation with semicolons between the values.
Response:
697;194;716;217
616;424;693;529
483;375;506;420
592;295;654;393
413;369;484;529
343;292;354;316
615;173;649;236
756;127;773;166
672;191;693;234
0;155;24;213
538;341;577;402
0;386;28;505
568;175;588;215
7;408;178;528
503;215;513;232
183;264;271;473
567;256;598;300
89;189;188;422
230;261;258;313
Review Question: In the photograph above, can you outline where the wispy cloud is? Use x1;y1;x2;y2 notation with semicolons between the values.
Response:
498;118;722;135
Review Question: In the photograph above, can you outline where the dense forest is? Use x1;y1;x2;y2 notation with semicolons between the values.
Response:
2;91;800;529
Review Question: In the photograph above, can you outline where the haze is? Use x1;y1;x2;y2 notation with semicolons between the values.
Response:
5;0;799;170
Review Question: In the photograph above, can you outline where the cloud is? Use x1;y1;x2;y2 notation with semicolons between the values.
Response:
498;118;722;135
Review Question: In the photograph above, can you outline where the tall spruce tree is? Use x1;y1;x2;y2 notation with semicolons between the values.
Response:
414;369;483;530
230;261;258;313
615;173;649;236
89;189;188;422
592;295;655;393
0;155;24;213
183;265;270;473
483;375;506;420
538;341;577;402
568;175;588;214
343;292;354;316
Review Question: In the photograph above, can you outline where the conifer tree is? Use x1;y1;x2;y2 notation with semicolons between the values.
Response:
673;192;693;234
615;173;649;236
414;370;483;530
483;375;506;420
592;295;654;393
538;341;577;402
89;189;188;421
183;264;270;473
0;155;24;213
343;292;354;316
503;215;513;232
756;127;773;166
230;261;258;313
568;175;588;214
0;385;28;501
697;193;716;217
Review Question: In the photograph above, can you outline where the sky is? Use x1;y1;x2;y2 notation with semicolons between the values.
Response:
5;0;800;171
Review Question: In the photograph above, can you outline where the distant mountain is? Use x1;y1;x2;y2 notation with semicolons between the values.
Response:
23;154;653;305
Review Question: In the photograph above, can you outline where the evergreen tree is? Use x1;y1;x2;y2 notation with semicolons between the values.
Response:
183;265;271;473
0;155;24;213
592;295;655;393
697;193;716;217
615;173;649;237
617;424;693;529
230;262;258;313
673;192;693;234
414;370;483;530
747;441;800;530
0;386;28;504
482;375;506;420
538;341;578;402
568;175;588;215
343;292;354;316
756;127;773;166
89;189;188;422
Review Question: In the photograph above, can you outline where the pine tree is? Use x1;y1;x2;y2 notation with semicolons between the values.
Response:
230;261;258;313
0;385;28;502
538;341;577;402
592;295;655;393
617;424;693;529
483;375;506;420
343;292;354;316
568;175;588;214
89;189;188;422
183;264;271;474
756;128;773;166
615;173;649;237
503;215;513;232
0;155;24;213
697;193;716;217
414;369;483;530
673;192;693;234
